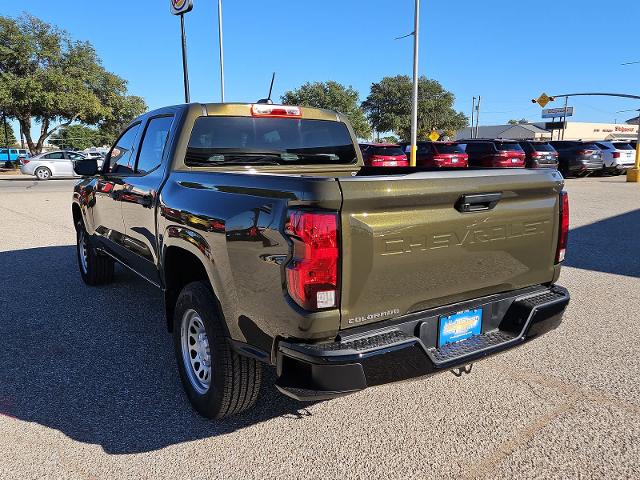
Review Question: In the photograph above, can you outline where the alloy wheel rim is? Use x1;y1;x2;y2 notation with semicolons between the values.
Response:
38;168;49;179
180;309;212;394
78;229;88;274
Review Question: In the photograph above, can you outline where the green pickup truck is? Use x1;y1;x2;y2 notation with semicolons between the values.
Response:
71;102;570;419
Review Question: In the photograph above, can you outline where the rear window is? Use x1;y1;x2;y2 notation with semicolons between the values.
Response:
530;143;556;152
370;146;405;156
186;116;357;166
581;143;601;150
494;142;524;152
613;143;634;150
433;143;465;154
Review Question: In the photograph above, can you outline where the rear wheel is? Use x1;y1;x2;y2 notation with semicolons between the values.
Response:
35;166;51;181
173;281;262;419
76;220;114;285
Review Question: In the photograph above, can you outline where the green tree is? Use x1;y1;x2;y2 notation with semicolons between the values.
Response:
0;118;18;147
508;118;529;125
362;75;468;142
281;81;371;138
0;14;147;154
49;124;101;150
379;135;399;144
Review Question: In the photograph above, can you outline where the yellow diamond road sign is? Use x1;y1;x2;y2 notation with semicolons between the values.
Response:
536;93;551;108
428;130;440;142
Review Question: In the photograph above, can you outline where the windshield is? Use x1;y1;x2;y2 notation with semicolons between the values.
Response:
370;146;405;156
186;116;357;166
531;143;556;152
433;143;465;154
495;142;524;152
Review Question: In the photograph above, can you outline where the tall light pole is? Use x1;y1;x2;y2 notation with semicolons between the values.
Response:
409;0;420;167
217;0;225;102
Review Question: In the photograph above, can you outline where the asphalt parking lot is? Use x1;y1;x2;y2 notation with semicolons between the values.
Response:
0;176;639;479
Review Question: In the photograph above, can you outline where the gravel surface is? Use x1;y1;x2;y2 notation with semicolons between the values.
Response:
0;176;638;479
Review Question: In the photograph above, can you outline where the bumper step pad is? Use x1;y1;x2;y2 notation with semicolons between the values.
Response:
428;330;516;364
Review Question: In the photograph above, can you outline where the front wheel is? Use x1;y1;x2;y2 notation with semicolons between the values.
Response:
35;166;52;180
76;220;114;285
173;281;262;419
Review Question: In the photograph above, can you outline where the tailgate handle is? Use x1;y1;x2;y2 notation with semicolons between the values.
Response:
456;193;502;213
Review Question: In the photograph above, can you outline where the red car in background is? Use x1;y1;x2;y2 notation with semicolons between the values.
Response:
401;141;468;167
359;143;409;167
459;139;526;168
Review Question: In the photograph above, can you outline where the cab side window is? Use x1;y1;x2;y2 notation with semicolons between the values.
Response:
44;152;65;160
136;116;174;174
107;123;141;174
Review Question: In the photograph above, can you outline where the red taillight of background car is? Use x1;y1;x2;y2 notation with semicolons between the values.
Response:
613;152;621;158
285;210;339;310
556;191;569;263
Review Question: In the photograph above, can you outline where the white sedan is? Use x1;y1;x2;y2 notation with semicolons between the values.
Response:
20;150;102;180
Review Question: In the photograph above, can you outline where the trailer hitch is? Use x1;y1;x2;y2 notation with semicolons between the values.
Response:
451;364;473;377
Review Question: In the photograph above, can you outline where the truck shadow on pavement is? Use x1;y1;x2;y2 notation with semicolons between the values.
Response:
0;246;318;454
564;208;640;278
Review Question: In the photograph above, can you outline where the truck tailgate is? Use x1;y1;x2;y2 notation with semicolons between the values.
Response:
338;168;564;329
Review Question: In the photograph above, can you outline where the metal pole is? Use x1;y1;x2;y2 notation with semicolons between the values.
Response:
217;0;225;102
2;113;10;165
470;97;476;138
562;96;568;140
475;96;481;138
630;118;640;182
180;14;191;103
409;0;420;167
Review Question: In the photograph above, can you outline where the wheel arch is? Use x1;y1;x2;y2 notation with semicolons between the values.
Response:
162;239;225;334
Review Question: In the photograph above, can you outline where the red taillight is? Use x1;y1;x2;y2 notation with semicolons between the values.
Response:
21;159;30;165
613;152;621;158
285;210;339;310
556;191;569;263
577;150;591;155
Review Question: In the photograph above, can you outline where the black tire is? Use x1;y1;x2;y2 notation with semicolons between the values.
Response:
35;166;52;180
173;281;262;419
76;220;114;285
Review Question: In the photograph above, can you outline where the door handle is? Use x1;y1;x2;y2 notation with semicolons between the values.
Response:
455;192;502;213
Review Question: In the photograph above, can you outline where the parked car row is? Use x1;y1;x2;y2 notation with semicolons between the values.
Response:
359;139;636;178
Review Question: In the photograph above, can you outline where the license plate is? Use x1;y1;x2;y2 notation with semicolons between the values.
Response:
451;157;458;163
438;308;482;347
387;161;397;166
511;158;519;163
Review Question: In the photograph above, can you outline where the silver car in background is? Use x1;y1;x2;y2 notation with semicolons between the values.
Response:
20;150;98;180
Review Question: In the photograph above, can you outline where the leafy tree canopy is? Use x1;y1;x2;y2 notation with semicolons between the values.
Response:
362;75;468;142
281;81;371;139
0;14;147;154
49;124;103;150
508;118;529;125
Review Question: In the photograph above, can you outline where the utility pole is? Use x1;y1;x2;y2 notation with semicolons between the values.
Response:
217;0;225;102
474;96;481;139
409;0;420;167
470;97;476;138
562;96;568;140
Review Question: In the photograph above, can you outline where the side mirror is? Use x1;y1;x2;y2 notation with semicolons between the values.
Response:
73;158;99;176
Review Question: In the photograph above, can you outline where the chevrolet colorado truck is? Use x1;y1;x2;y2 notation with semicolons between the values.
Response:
72;103;570;419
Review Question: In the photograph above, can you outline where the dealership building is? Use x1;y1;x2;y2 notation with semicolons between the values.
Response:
456;121;639;142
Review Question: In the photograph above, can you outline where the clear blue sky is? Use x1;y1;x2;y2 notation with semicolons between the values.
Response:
6;0;640;138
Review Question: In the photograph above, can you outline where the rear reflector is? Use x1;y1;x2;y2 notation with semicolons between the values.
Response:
556;191;569;263
251;104;302;118
285;210;339;310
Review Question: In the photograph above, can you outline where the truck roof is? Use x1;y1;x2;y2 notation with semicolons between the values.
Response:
140;103;342;123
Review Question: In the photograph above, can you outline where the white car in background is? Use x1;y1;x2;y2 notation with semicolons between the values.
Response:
595;141;636;175
20;150;91;180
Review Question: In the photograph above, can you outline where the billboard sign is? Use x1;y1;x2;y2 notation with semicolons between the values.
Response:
542;107;574;118
171;0;193;15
